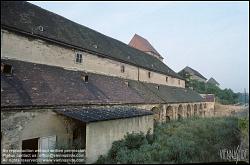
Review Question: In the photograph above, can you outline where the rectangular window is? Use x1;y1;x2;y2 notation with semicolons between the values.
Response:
148;72;151;78
75;53;83;63
166;76;168;82
22;138;39;162
178;80;180;85
121;65;125;73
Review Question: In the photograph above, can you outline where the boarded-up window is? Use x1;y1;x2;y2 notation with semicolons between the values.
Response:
39;136;56;150
38;136;56;162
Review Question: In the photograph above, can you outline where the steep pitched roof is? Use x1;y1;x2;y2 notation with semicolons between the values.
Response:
207;77;219;85
1;1;182;80
1;59;203;108
128;34;163;59
179;66;207;80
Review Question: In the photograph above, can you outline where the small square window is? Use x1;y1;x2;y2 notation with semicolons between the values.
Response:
1;63;13;75
148;72;151;78
121;65;125;73
75;53;83;63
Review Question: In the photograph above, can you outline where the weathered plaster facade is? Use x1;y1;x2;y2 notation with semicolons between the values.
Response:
1;108;154;164
1;29;185;88
86;115;153;163
1;2;215;164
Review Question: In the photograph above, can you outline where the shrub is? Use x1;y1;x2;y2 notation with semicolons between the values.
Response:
96;117;242;164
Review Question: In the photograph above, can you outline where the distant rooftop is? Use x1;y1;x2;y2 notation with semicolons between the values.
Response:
129;34;164;61
207;77;220;86
179;66;207;81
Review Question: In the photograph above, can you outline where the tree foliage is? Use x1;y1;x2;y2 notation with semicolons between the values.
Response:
180;72;239;105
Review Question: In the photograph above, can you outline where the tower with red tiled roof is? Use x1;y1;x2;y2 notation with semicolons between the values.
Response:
129;34;164;61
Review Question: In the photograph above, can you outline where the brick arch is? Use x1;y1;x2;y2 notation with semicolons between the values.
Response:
166;106;173;122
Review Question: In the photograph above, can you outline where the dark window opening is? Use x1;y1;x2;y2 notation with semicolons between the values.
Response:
166;76;168;82
76;53;82;63
148;72;151;78
1;64;13;75
22;138;39;164
121;65;125;73
82;75;88;82
157;86;160;90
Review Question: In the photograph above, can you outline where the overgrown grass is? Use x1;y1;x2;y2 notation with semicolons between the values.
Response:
96;117;242;164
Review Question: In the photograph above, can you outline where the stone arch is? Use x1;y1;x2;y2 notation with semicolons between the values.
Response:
199;103;203;116
199;103;203;110
166;106;173;122
151;107;161;123
194;104;198;116
177;105;183;120
187;104;191;118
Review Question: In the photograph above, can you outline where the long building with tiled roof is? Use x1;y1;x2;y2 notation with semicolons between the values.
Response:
179;66;207;82
1;1;215;164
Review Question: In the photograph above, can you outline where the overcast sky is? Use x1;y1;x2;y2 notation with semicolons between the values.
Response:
29;1;249;93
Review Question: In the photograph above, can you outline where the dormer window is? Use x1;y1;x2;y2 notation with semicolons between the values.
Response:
81;74;88;83
75;52;83;63
121;65;125;73
1;63;13;75
148;72;151;78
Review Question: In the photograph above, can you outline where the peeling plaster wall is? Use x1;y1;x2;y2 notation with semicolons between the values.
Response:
1;110;77;164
